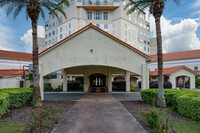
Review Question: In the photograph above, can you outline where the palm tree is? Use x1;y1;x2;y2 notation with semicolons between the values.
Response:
0;0;69;107
124;0;179;107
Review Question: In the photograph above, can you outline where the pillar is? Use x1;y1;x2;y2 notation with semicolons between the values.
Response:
63;69;68;92
39;64;44;101
169;76;176;89
84;67;89;92
190;75;195;89
107;68;112;92
141;64;149;90
126;71;130;92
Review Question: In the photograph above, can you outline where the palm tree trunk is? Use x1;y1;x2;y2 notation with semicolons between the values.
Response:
32;18;42;107
155;16;166;107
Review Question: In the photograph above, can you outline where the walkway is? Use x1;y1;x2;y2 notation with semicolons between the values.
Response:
52;93;146;133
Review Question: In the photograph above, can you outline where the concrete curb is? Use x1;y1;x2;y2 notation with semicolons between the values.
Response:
118;102;148;133
51;102;79;133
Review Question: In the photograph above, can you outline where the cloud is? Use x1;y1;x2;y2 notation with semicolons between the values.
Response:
21;26;45;53
0;9;15;51
191;0;200;8
147;12;200;53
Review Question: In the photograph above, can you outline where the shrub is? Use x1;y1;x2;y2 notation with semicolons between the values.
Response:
44;83;53;91
112;81;125;91
196;78;200;88
68;81;80;91
0;88;33;117
130;85;137;92
141;89;200;120
149;81;172;89
25;105;62;132
54;85;62;92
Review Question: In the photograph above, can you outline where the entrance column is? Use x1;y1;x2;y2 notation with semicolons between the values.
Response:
190;75;195;89
84;67;89;92
39;64;44;101
107;68;112;92
141;64;149;90
63;69;68;92
126;71;130;92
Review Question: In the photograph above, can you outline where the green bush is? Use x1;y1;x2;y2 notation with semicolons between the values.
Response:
141;89;200;120
0;88;33;117
54;85;62;92
196;78;200;88
130;85;137;92
44;83;53;91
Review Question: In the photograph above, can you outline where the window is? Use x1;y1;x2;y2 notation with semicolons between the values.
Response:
69;23;71;28
103;0;108;5
96;24;100;28
49;40;51;44
52;31;55;35
52;38;55;43
49;33;51;37
78;0;82;2
45;34;47;39
94;11;102;20
148;47;149;52
103;12;108;20
60;27;62;32
59;17;62;25
140;45;143;51
71;0;74;5
60;34;62;39
104;24;108;29
53;22;55;27
49;24;51;29
129;14;131;21
144;46;146;51
88;0;92;5
69;30;71;35
113;0;119;3
194;66;198;71
95;0;100;5
45;41;47;45
88;12;92;20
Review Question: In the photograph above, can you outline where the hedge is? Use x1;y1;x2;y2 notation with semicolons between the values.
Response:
0;88;33;117
141;89;200;120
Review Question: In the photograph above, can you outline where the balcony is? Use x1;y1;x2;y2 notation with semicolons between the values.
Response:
76;0;120;10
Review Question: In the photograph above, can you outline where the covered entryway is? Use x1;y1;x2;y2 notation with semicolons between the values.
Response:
39;24;151;100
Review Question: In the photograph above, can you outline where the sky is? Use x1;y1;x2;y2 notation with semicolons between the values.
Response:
0;0;200;53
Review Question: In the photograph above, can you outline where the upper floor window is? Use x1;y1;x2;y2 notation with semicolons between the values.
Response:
103;0;108;5
194;66;198;71
94;11;102;20
49;24;51;29
104;24;108;29
96;24;100;28
71;0;74;5
52;31;55;35
59;17;62;25
69;23;71;28
60;34;62;39
113;0;119;3
49;32;51;37
60;27;62;32
95;0;100;5
88;0;92;5
88;12;92;20
103;12;108;20
45;34;47;39
53;22;55;27
78;0;83;2
69;30;71;35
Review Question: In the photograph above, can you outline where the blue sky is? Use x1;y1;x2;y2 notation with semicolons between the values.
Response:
0;0;200;53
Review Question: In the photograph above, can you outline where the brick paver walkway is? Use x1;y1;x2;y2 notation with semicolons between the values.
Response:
53;93;146;133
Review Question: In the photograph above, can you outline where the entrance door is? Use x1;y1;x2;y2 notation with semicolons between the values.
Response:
90;73;106;87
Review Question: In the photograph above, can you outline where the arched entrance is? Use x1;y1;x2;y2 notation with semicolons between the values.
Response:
90;73;106;87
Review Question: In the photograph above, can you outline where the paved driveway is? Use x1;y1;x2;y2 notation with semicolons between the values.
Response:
52;93;146;133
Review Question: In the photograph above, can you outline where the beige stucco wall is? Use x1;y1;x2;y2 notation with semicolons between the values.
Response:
169;68;196;89
40;27;149;76
0;76;21;89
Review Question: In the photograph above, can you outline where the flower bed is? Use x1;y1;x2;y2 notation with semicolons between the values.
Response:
141;89;200;120
0;88;33;117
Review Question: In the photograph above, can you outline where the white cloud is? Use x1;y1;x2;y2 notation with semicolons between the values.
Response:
0;9;15;51
192;0;200;8
21;26;45;53
147;12;200;53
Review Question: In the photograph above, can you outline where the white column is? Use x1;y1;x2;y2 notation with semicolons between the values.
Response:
108;72;112;92
126;71;130;92
63;69;68;92
84;67;89;92
141;64;149;90
169;76;176;89
39;64;44;101
190;75;196;89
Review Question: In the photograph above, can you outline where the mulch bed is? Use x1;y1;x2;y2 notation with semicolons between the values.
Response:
0;101;76;132
121;101;186;133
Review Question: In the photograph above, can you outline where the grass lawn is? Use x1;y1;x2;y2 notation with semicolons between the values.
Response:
0;121;25;133
170;119;200;133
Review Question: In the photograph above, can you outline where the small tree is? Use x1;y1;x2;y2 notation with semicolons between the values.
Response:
0;0;70;107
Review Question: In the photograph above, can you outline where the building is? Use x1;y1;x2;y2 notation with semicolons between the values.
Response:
39;24;151;99
44;0;151;55
149;49;200;89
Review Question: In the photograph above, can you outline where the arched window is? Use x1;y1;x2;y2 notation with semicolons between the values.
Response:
95;0;100;5
103;0;108;5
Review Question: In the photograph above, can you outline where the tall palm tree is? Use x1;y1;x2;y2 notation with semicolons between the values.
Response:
124;0;179;107
0;0;69;107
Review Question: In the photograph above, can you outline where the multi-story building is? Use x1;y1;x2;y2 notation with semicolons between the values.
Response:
44;0;151;54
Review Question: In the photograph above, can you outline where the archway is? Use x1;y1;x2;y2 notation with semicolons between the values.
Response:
90;73;106;87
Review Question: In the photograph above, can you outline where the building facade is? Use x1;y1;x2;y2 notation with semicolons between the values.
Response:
44;0;151;55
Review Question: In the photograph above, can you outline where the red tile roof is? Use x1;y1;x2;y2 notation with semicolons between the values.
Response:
150;49;200;62
39;23;152;60
196;71;200;75
149;66;198;76
0;69;29;77
0;50;32;61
